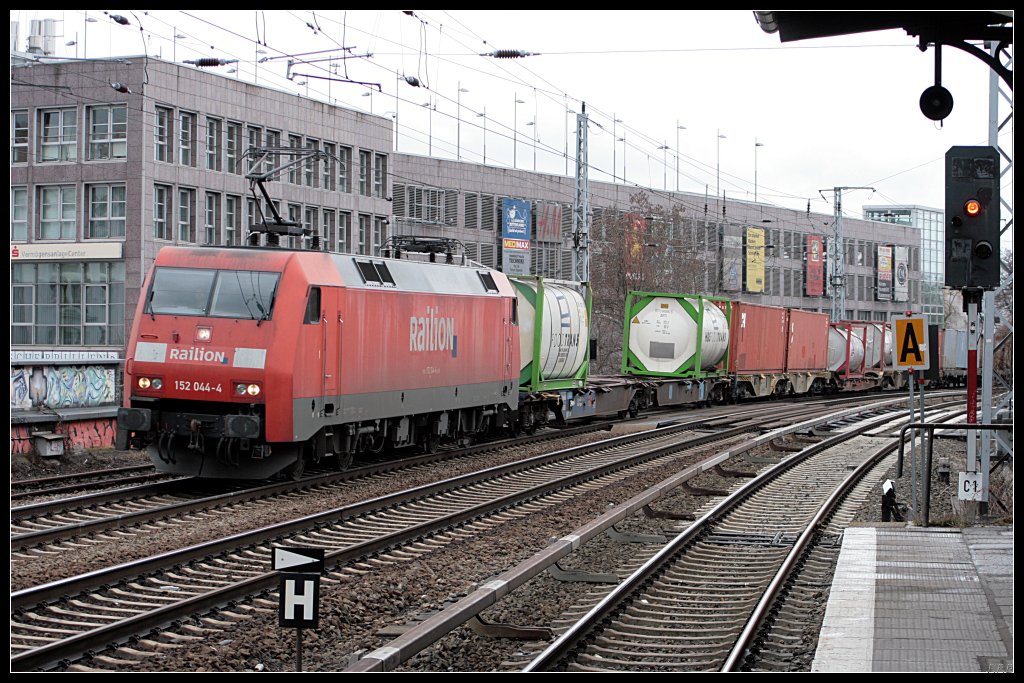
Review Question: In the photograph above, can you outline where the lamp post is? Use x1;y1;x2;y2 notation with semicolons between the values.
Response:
565;106;576;176
754;139;765;203
457;83;468;161
618;133;627;183
659;142;669;190
514;94;525;168
613;116;622;182
717;129;727;207
422;100;433;156
676;123;686;192
477;108;487;165
527;120;537;171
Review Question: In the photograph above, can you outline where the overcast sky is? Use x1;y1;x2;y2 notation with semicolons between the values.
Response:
12;10;1010;227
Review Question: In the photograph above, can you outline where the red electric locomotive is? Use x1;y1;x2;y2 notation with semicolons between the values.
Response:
117;246;520;478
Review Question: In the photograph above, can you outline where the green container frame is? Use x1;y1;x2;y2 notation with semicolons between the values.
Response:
512;276;592;393
621;291;732;379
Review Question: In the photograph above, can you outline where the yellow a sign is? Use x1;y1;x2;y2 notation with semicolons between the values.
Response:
892;315;929;370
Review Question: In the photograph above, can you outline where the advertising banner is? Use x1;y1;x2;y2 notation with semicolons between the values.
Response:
744;227;765;293
805;234;824;296
721;234;742;292
893;245;909;302
877;245;893;301
501;198;531;275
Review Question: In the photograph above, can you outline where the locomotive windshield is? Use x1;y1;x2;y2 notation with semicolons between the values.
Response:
145;267;280;320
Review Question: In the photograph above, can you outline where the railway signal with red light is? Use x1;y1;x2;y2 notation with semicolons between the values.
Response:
945;146;1000;289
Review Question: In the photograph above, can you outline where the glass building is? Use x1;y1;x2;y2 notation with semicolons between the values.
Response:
863;205;945;326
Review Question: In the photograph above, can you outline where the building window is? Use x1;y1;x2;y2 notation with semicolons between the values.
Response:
178;189;196;242
305;138;319;188
304;206;319;241
154;106;172;162
37;186;76;240
39;108;77;162
288;134;302;184
205;192;221;245
358;150;371;196
322;142;336;191
12;110;29;163
154;184;171;240
338;211;351;253
246;125;263;174
225;195;240;246
358;214;370;255
226;122;242;174
12;261;126;347
338;145;352;193
265;129;280;149
374;154;388;198
12;187;28;242
87;184;127;238
373;216;387;254
206;116;223;171
179;112;196;166
323;209;336;251
87;104;127;160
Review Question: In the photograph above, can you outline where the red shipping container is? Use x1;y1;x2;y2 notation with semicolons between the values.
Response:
785;309;830;372
728;302;788;374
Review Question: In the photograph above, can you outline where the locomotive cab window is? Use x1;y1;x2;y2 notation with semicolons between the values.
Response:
145;267;280;320
304;287;321;324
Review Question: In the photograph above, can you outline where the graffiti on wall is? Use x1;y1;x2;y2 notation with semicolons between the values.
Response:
10;365;117;410
11;419;117;455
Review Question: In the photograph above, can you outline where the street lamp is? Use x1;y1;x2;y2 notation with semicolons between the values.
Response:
618;133;627;183
514;94;525;168
659;143;670;190
527;120;537;171
754;139;765;203
676;123;686;192
422;100;433;156
613;116;622;182
457;83;469;161
476;108;487;165
717;129;727;207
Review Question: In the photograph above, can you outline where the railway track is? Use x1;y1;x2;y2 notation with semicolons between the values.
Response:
521;403;963;672
9;396;861;561
11;398;846;672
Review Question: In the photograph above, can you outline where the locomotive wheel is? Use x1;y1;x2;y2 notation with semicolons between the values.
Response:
336;452;353;471
424;433;440;454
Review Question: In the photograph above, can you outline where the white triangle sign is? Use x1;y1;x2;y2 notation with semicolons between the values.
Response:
274;547;319;571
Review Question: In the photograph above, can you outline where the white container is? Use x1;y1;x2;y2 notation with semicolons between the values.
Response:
515;280;589;381
828;326;866;372
626;296;729;374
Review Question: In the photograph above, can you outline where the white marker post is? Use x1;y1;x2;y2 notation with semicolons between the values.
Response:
274;547;325;671
892;314;929;523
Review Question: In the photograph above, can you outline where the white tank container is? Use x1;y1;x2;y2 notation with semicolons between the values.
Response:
516;280;589;381
863;323;887;369
626;296;729;374
828;326;866;372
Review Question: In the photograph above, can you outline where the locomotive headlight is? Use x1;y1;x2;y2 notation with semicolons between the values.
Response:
151;378;163;390
138;377;151;389
195;326;213;342
234;382;261;397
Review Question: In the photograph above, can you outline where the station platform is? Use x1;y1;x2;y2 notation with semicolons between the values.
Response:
813;525;1013;672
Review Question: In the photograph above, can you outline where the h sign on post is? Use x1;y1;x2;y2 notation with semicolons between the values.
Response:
279;572;320;629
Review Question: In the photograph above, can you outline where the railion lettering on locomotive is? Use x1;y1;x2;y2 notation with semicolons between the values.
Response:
169;346;229;364
410;307;457;355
